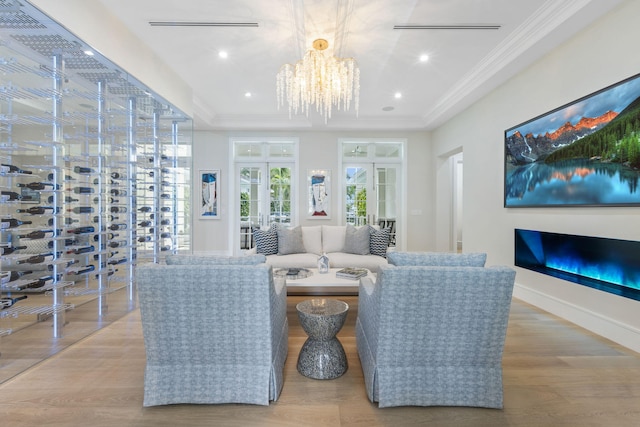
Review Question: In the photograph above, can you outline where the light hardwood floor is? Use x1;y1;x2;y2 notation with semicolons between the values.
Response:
0;296;639;427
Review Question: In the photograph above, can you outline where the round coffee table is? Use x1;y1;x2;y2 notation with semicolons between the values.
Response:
296;298;349;379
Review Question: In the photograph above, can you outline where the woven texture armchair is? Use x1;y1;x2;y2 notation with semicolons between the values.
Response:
356;264;516;408
136;262;288;406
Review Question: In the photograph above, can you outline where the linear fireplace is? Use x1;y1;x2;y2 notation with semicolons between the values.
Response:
514;229;640;302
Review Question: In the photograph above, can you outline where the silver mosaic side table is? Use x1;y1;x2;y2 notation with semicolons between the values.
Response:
296;298;349;380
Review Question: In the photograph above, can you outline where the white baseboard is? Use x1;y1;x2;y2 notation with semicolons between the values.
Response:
513;283;640;354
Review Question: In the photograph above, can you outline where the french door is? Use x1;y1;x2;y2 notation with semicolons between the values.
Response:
238;163;293;250
344;163;399;246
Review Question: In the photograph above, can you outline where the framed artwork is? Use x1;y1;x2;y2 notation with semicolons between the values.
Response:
200;169;219;219
504;72;640;207
308;169;330;219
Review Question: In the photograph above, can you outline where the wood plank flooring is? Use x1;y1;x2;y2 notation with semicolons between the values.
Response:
0;296;639;426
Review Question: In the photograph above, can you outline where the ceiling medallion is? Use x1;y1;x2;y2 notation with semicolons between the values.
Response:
277;39;359;123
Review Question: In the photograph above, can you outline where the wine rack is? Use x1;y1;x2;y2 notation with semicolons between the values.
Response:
0;1;192;382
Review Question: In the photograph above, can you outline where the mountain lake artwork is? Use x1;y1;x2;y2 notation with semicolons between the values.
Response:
504;73;640;207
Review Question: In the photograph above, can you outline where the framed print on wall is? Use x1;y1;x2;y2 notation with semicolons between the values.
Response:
308;169;330;219
200;169;220;219
504;72;640;207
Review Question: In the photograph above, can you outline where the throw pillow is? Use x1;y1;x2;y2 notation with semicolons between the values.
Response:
252;226;278;255
322;225;346;253
343;224;371;255
277;226;306;255
302;225;323;255
369;225;391;258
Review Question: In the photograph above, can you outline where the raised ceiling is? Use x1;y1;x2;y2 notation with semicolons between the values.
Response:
90;0;621;131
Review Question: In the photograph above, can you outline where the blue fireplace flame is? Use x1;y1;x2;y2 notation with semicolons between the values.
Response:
515;229;640;301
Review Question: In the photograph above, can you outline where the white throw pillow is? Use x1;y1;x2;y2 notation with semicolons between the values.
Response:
302;226;323;255
322;225;346;253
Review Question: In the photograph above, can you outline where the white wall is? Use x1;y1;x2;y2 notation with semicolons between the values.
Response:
431;0;640;353
191;130;432;254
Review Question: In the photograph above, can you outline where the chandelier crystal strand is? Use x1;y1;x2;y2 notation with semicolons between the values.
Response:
277;39;359;123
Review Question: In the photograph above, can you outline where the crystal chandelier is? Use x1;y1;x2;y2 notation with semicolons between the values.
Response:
277;39;360;123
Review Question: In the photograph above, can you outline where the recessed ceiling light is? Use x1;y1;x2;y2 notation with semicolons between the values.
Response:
419;54;429;62
218;51;228;59
245;92;252;98
394;92;402;99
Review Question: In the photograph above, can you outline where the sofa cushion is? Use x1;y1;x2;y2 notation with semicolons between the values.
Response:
302;226;323;255
322;225;346;253
326;252;388;272
343;224;371;255
166;254;266;265
263;253;319;269
253;226;278;255
369;226;391;257
387;251;487;267
277;226;306;255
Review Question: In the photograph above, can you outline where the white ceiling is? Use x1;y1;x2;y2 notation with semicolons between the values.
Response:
94;0;622;131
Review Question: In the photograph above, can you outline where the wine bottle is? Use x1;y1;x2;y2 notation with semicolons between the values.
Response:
109;223;127;231
93;232;117;241
1;218;33;229
20;276;55;290
47;173;74;181
1;191;24;202
17;229;59;239
160;193;171;199
16;206;59;215
138;206;152;212
67;264;95;275
137;236;152;243
68;206;94;214
48;217;78;226
160;245;171;251
160;207;171;212
1;245;27;255
68;186;94;194
138;220;152;227
67;226;95;234
73;166;95;174
49;238;77;248
67;245;95;255
160;232;172;238
159;219;171;225
17;252;56;264
108;240;127;248
48;195;79;204
48;259;76;271
111;189;127;196
110;172;127;179
17;182;59;190
1;270;33;284
107;256;127;265
0;295;28;310
1;163;32;174
110;206;127;213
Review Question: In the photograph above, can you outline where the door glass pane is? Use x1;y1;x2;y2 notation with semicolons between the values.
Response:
345;166;368;225
239;167;262;249
269;167;291;225
376;166;397;246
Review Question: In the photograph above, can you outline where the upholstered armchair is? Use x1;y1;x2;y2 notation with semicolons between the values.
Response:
136;258;288;406
356;253;516;408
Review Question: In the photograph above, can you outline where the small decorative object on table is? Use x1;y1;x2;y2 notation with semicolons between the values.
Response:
335;267;368;280
317;252;329;274
273;267;312;280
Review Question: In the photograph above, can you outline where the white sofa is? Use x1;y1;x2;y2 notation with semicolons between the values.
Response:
247;224;390;272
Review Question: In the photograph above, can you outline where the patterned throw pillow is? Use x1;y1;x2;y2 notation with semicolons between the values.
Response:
369;226;391;258
252;225;278;255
